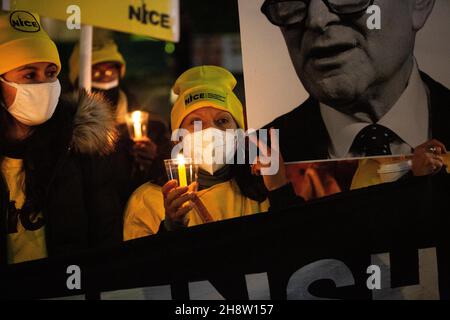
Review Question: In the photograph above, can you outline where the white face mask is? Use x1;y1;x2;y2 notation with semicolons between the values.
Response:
92;79;119;90
1;78;61;126
182;127;237;175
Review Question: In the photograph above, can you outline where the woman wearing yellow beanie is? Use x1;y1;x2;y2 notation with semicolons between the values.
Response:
0;11;122;265
124;66;303;240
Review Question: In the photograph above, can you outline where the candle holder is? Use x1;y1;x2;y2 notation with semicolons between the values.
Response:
126;111;150;142
164;155;198;187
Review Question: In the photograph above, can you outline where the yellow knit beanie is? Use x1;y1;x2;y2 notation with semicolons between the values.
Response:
0;10;61;75
69;37;126;85
171;65;245;130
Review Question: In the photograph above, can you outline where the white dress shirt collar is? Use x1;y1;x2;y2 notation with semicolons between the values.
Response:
320;61;429;159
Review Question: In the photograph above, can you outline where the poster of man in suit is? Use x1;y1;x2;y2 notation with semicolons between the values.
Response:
238;0;450;163
238;0;450;200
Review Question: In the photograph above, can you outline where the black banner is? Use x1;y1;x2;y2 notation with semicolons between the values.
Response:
1;175;449;300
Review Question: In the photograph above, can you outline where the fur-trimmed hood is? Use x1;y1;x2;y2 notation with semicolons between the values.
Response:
0;91;123;261
61;90;118;156
0;89;117;158
0;90;120;230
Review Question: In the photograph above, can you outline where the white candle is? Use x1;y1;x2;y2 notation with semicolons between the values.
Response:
132;111;143;141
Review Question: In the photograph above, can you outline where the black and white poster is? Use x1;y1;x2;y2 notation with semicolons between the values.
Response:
238;0;450;162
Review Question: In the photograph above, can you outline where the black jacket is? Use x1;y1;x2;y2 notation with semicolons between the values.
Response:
266;72;450;162
0;91;123;265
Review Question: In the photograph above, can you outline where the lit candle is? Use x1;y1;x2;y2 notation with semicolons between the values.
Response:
177;154;188;187
132;111;143;141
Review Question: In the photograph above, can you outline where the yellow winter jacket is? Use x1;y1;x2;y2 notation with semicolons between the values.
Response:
123;179;270;241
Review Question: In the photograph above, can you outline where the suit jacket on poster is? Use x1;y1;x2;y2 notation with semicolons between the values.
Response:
265;72;450;162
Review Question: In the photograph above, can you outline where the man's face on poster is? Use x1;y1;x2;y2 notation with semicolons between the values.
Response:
265;0;434;113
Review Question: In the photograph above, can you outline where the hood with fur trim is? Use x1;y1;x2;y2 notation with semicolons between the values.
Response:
63;90;118;156
0;89;117;158
0;89;119;218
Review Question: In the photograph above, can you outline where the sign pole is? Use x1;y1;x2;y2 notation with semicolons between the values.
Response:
2;0;10;10
79;24;93;92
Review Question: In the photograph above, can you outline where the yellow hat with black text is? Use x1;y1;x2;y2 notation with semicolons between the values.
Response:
0;11;61;76
171;65;245;130
69;37;126;85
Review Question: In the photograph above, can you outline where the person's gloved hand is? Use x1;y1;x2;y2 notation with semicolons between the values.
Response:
412;139;447;176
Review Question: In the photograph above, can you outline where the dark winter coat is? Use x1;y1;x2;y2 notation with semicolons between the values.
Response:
0;91;123;265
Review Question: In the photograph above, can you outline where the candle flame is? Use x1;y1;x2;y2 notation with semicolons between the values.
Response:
132;111;142;123
177;154;186;165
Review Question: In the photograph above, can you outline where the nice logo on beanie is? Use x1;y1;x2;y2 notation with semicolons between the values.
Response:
184;90;227;108
10;11;41;33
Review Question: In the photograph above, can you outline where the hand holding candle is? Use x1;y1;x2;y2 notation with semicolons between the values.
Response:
161;180;197;230
177;154;188;187
162;157;199;231
164;155;197;188
132;111;143;140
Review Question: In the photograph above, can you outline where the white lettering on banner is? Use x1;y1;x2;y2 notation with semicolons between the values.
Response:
286;259;356;300
2;0;10;11
371;248;440;300
82;249;440;300
188;281;225;300
66;265;81;290
186;274;272;300
246;273;271;300
101;285;172;300
366;5;381;30
66;5;81;30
